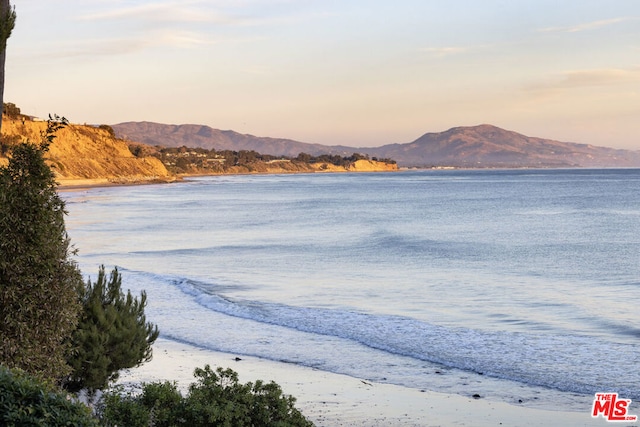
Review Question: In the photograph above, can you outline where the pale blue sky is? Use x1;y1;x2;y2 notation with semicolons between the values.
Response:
5;1;640;148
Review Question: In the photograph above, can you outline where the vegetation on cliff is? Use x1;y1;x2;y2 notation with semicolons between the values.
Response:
139;144;397;175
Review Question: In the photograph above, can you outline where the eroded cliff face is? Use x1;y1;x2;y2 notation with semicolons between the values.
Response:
347;159;398;172
1;117;173;183
218;161;324;175
217;159;397;175
1;117;397;184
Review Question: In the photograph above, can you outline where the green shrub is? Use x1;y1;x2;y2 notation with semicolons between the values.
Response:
65;266;159;394
97;365;314;427
0;116;84;382
98;385;150;427
0;365;98;427
139;381;184;426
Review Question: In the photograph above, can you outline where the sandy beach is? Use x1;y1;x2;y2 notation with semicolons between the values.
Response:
116;338;613;427
57;177;179;190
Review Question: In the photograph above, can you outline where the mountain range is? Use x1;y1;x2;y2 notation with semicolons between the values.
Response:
112;122;640;168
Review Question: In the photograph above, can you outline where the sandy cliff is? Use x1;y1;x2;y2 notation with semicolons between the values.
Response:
202;159;397;175
1;117;174;184
347;159;398;172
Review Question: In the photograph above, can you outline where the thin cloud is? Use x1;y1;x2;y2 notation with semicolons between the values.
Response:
77;2;246;25
241;65;274;75
36;1;282;62
52;38;153;59
152;30;221;48
538;17;636;33
561;68;640;86
528;68;640;92
75;1;302;27
419;46;469;57
41;30;224;60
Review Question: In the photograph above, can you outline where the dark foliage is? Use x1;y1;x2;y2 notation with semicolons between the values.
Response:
155;145;393;174
98;124;115;138
0;116;84;382
98;365;314;427
65;266;159;394
0;365;98;427
2;101;20;118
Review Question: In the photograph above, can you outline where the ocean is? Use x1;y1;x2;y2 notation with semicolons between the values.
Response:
62;169;640;411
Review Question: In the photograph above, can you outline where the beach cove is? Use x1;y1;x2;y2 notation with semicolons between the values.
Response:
62;170;640;427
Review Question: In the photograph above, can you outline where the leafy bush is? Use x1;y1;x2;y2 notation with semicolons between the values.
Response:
98;124;115;138
98;365;314;427
0;365;98;427
139;381;184;426
98;385;152;427
0;116;84;381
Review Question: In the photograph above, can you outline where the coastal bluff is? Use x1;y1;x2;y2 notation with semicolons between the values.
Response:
1;117;173;185
1;116;397;185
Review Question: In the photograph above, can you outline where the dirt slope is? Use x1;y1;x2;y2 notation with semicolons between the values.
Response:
1;117;173;184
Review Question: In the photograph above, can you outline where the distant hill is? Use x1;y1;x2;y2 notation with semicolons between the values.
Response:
113;121;640;168
366;124;640;168
0;117;396;185
112;122;354;158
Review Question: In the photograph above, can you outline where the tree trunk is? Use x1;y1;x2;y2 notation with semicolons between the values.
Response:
0;0;13;134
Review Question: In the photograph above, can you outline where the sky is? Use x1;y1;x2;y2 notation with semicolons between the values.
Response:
5;1;640;149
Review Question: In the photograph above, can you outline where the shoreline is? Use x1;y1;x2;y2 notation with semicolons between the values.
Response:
117;338;607;427
56;168;401;190
56;177;181;191
56;167;640;191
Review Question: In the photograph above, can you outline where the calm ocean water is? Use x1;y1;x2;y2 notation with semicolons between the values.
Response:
63;169;640;411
